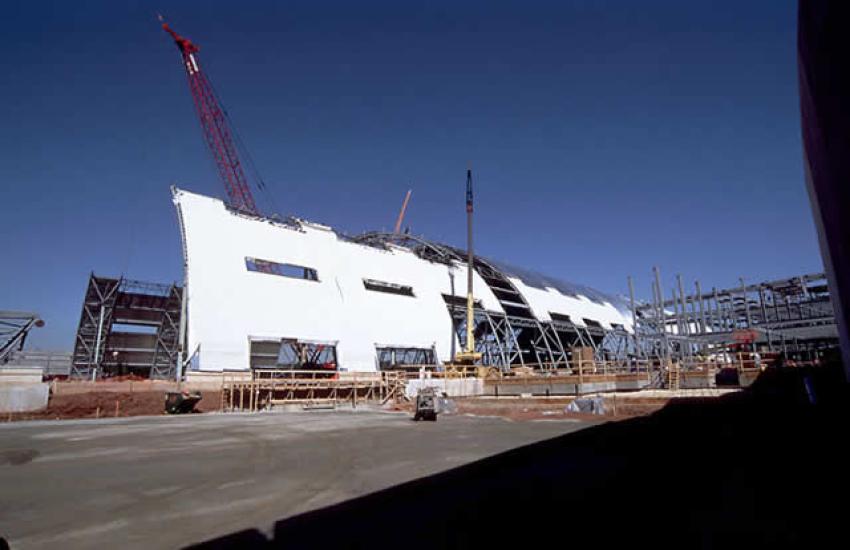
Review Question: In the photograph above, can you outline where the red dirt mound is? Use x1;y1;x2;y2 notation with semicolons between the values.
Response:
5;390;221;422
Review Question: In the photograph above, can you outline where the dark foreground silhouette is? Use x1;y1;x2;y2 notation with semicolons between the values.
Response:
187;364;848;549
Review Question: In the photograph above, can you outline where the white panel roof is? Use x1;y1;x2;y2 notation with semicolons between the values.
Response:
173;188;631;372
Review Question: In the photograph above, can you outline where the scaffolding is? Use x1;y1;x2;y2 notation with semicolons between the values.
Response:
222;370;406;411
71;274;182;379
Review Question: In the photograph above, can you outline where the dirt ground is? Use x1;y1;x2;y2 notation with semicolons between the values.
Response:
5;390;222;422
5;386;703;423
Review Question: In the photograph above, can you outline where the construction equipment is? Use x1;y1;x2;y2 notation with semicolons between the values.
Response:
393;189;412;234
454;167;482;364
164;390;202;414
160;16;261;215
413;387;438;421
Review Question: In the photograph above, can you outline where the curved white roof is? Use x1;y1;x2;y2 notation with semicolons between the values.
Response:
174;189;631;372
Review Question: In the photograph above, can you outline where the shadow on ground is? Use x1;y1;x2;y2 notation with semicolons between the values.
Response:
187;364;848;549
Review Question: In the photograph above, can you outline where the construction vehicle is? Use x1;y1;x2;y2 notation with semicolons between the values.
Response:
164;389;202;414
413;387;438;421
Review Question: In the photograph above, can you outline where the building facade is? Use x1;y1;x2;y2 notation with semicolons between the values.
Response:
174;188;633;373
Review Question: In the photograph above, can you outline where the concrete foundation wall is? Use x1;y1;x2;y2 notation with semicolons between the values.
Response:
681;372;717;390
405;378;485;399
0;383;49;413
484;375;651;397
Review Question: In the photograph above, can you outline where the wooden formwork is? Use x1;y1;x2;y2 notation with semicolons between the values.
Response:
222;370;406;412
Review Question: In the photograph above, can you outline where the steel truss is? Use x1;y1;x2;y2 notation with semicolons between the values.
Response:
72;275;183;379
629;270;840;366
0;311;43;364
352;231;626;371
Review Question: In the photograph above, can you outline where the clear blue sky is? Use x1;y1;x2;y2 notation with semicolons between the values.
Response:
1;0;821;350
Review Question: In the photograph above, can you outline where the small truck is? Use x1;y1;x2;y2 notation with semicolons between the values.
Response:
413;387;438;421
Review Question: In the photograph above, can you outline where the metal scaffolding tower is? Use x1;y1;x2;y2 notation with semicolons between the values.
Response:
72;275;183;379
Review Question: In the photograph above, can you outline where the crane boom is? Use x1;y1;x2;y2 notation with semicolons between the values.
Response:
393;189;412;233
161;18;259;214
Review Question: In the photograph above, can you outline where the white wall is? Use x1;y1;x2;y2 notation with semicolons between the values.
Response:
510;280;633;331
174;189;631;372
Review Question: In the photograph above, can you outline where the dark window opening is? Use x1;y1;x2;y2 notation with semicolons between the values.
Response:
442;294;483;308
250;338;337;371
582;318;603;329
376;346;436;370
363;279;415;297
610;323;624;331
550;312;574;324
246;257;318;281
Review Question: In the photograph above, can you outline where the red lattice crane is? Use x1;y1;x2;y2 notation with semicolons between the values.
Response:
160;16;260;214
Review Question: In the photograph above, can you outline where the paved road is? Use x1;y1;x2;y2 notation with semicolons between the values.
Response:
0;410;594;549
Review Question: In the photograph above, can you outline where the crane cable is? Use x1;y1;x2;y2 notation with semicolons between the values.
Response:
205;63;282;217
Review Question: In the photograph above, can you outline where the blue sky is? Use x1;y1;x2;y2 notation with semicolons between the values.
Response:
1;1;820;349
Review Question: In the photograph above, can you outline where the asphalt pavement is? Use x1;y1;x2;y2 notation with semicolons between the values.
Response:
0;409;593;549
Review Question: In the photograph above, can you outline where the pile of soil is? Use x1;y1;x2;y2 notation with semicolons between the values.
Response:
5;390;222;422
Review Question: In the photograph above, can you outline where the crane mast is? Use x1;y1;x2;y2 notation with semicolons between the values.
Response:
161;18;260;214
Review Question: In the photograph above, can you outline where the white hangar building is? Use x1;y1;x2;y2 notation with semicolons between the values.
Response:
173;188;633;374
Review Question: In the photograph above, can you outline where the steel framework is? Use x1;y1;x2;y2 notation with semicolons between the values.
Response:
628;270;839;367
0;311;43;364
352;231;624;371
72;275;183;379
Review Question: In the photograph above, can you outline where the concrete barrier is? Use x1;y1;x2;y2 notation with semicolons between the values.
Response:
0;366;44;384
0;383;49;413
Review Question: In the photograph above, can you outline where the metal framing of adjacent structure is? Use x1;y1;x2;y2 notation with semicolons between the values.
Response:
0;311;43;364
628;270;839;367
72;274;183;379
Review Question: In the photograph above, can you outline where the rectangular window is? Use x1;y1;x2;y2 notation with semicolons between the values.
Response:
249;338;338;371
363;279;415;297
550;312;574;324
246;257;318;281
376;346;436;370
582;318;603;329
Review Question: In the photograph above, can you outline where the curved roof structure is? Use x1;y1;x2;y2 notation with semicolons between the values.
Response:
173;189;632;372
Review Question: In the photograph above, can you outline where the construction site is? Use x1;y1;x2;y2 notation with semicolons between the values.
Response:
1;18;838;416
2;4;849;549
